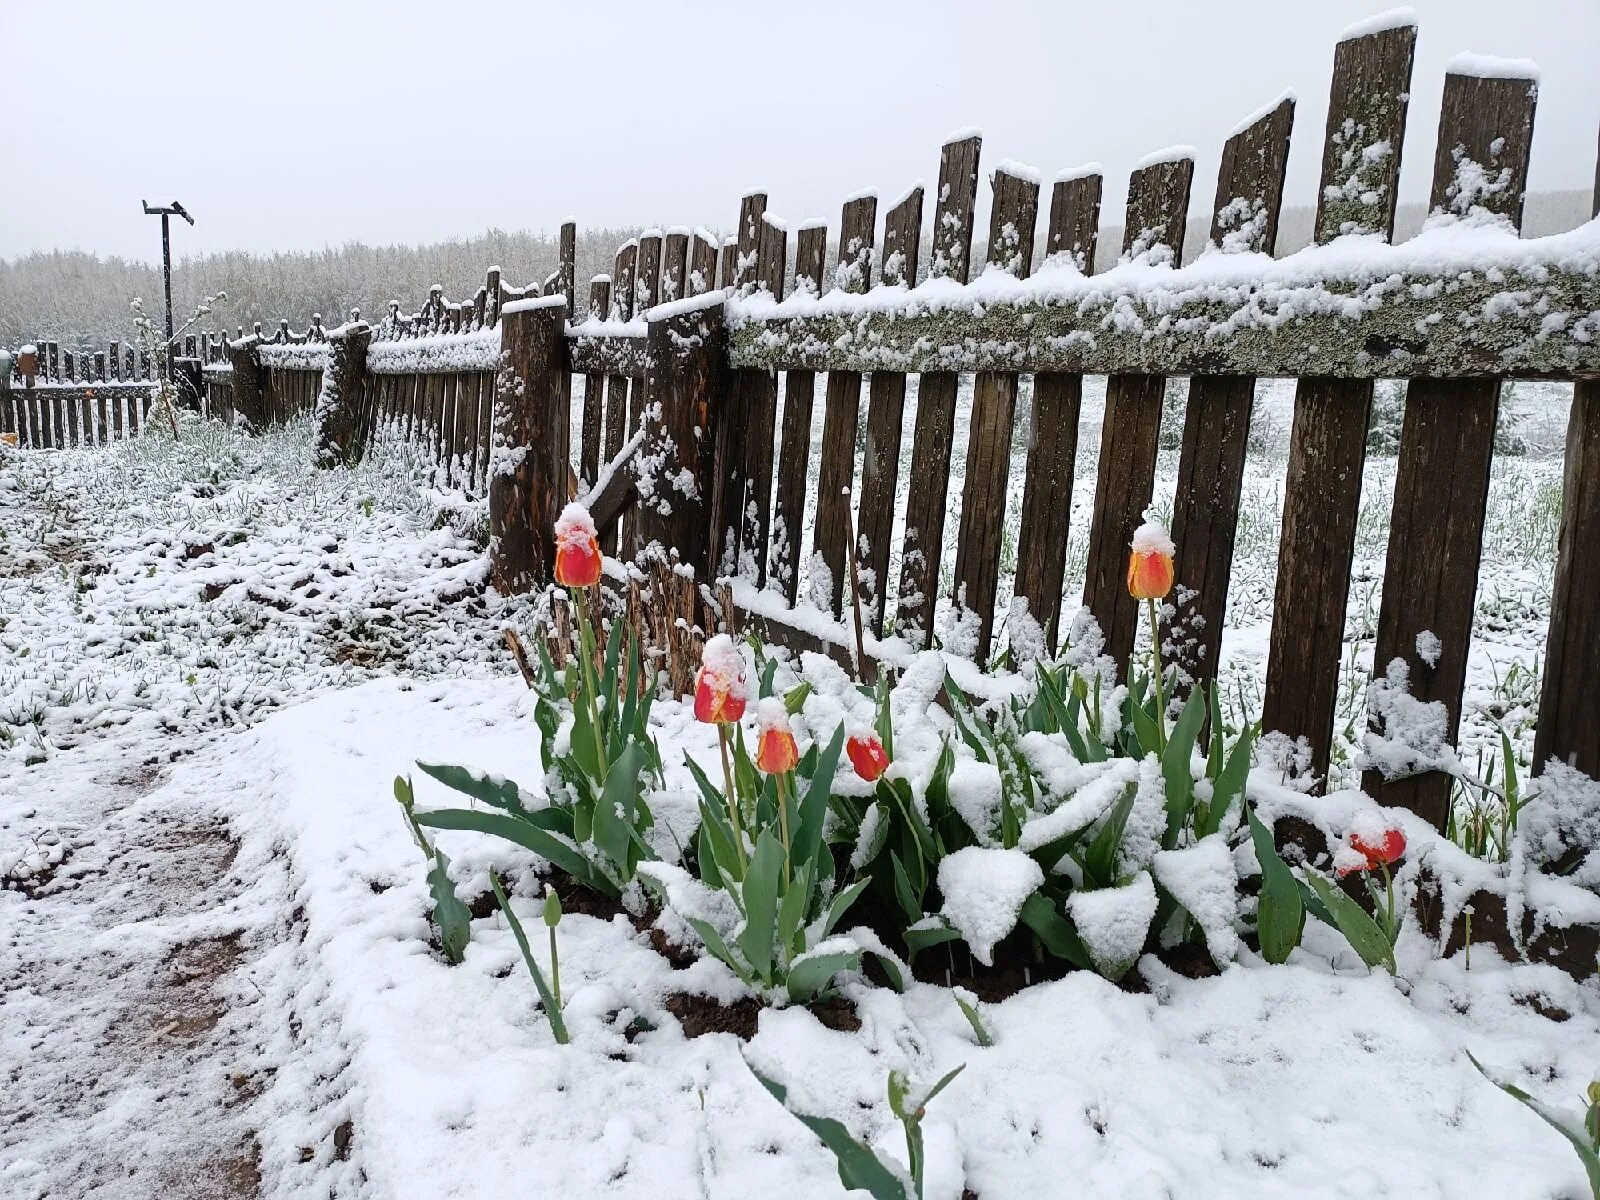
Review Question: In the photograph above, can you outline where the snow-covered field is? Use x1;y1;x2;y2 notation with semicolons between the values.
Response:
2;410;1594;1199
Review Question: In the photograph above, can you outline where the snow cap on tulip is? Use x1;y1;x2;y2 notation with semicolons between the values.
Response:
753;697;799;774
553;501;602;587
693;634;747;724
1127;519;1176;601
554;501;599;549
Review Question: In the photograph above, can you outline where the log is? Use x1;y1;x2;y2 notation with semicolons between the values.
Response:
490;296;569;593
226;335;266;431
313;322;372;467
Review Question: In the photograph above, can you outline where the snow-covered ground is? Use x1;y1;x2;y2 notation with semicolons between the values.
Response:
3;415;1595;1199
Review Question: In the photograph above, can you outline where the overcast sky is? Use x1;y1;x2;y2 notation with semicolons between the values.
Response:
3;0;1596;266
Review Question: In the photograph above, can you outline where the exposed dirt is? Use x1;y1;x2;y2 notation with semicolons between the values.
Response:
662;991;861;1041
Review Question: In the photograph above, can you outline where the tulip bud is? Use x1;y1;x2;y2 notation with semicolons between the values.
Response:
1127;521;1176;601
754;698;799;774
543;884;562;928
847;732;890;782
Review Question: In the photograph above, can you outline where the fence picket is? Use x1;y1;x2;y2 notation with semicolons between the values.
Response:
734;214;787;583
1013;168;1102;653
1362;67;1538;826
897;132;981;647
1263;19;1417;788
813;192;878;616
1168;95;1295;697
582;277;611;485
770;222;829;605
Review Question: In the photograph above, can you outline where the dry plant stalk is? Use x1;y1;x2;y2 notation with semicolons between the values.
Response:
502;627;537;689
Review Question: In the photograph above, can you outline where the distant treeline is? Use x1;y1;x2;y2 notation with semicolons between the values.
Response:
3;191;1589;348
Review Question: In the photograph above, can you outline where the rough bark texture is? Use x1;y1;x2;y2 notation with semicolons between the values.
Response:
1264;21;1415;789
313;323;372;468
735;215;788;583
897;133;982;647
490;300;568;594
226;337;266;430
813;193;877;616
953;164;1040;661
1365;68;1536;826
581;277;611;485
1168;96;1294;696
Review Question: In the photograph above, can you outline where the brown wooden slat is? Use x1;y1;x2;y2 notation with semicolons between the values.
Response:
853;187;924;635
1363;67;1537;825
897;132;982;647
607;242;639;553
1080;152;1195;674
637;231;664;313
771;222;829;604
581;277;611;485
952;165;1040;660
1264;19;1417;788
662;230;689;303
490;299;569;592
812;192;878;615
719;238;737;290
1533;133;1600;781
558;221;576;317
689;231;719;296
1013;168;1103;652
735;215;788;583
733;193;767;294
1168;95;1295;695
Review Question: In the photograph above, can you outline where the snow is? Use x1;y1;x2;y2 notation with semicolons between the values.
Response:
936;847;1043;966
698;633;746;698
1130;520;1174;557
6;410;1600;1200
501;293;568;315
1066;871;1159;980
646;291;725;322
1153;835;1240;964
257;341;330;371
1053;161;1104;184
368;327;500;374
1415;629;1442;668
943;126;982;144
1338;7;1416;41
992;159;1041;185
1226;88;1298;139
1445;51;1541;82
554;501;597;548
1132;144;1196;171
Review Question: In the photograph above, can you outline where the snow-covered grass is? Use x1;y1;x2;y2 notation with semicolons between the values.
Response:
2;406;1595;1200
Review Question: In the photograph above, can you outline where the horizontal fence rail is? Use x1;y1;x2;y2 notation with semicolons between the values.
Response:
20;15;1600;830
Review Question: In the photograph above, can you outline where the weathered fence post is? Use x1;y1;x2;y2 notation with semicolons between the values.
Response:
0;351;12;440
640;294;729;578
314;320;373;467
490;295;569;594
227;335;266;430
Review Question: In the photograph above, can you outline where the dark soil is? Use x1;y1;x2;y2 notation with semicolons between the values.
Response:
663;992;861;1040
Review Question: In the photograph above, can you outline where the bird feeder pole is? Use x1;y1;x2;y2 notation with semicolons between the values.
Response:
141;200;194;378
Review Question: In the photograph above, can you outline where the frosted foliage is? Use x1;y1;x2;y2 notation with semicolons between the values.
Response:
1153;834;1240;965
1117;755;1168;876
1523;762;1600;879
1067;870;1158;980
1361;657;1455;780
948;758;1004;846
937;847;1044;966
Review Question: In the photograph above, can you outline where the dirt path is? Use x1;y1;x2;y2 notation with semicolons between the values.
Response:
1;738;280;1200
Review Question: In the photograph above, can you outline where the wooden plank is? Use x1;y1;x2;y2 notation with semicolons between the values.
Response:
1013;168;1102;652
812;191;878;615
951;165;1038;660
640;296;729;576
608;241;639;556
1363;66;1538;827
637;231;664;314
1080;151;1195;675
1534;134;1600;782
490;298;569;593
855;186;923;635
719;238;737;291
897;132;982;647
689;230;719;296
1167;94;1295;694
558;221;576;317
662;229;689;303
734;214;788;583
581;276;611;485
770;221;829;605
732;193;767;294
1264;18;1417;788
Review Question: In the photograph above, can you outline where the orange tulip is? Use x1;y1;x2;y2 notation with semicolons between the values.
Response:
847;733;889;782
1127;521;1176;601
754;699;799;774
553;502;602;588
693;634;747;725
1339;815;1407;877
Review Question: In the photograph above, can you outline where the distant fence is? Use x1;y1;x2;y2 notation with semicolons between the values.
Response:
23;16;1600;829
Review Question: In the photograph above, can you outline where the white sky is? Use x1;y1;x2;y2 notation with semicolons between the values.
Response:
3;0;1596;265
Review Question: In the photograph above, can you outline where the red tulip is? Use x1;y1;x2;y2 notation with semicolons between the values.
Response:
1127;520;1176;601
1350;826;1406;868
1337;814;1407;876
553;502;602;588
847;733;889;782
693;635;747;725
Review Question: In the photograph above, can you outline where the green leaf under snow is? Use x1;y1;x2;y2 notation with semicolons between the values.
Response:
1303;870;1396;975
489;871;568;1044
1018;890;1092;971
416;761;532;815
794;725;846;874
1161;689;1208;846
591;741;648;879
904;917;963;963
1466;1051;1600;1198
1246;805;1304;965
748;1066;909;1200
413;807;615;898
785;947;863;1004
739;831;786;986
426;848;473;965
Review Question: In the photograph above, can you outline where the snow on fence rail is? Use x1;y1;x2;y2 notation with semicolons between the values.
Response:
39;19;1600;838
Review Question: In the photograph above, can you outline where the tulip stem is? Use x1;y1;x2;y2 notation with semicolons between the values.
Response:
775;770;792;885
1147;596;1167;753
574;587;608;775
718;725;748;874
548;924;562;1012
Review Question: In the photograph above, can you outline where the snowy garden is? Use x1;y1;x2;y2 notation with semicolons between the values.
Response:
6;7;1600;1200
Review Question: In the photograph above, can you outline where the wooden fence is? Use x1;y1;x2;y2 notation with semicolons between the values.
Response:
160;17;1600;824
